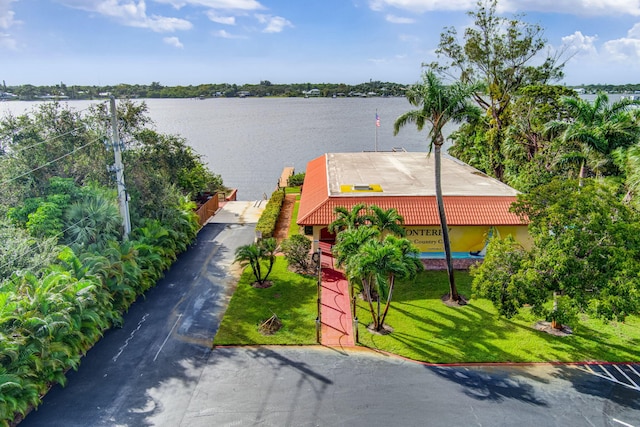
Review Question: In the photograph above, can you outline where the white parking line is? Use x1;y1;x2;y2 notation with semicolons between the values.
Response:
576;364;640;392
612;417;635;427
112;313;149;362
614;365;639;389
153;313;183;362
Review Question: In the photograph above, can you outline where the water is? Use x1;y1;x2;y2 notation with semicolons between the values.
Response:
0;97;455;200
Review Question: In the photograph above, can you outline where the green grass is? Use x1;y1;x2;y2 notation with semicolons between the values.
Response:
285;186;301;194
214;257;317;345
287;200;300;236
214;263;640;363
355;271;640;363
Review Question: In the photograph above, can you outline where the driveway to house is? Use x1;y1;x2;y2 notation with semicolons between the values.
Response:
19;201;640;427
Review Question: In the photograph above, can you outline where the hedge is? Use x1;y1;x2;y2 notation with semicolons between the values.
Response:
256;190;285;238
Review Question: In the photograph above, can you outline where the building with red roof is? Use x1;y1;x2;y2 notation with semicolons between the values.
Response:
297;152;530;264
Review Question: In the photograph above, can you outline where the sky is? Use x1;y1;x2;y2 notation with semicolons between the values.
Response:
2;0;640;86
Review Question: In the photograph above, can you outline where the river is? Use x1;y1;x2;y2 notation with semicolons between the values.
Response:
2;97;456;200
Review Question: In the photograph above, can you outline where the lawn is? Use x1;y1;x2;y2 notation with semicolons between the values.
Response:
355;270;640;363
213;256;318;345
288;198;300;236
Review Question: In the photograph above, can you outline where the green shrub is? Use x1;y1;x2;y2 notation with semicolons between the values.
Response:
256;190;284;238
281;234;312;273
288;172;305;187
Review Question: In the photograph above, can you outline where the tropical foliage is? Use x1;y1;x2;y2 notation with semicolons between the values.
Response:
430;0;565;182
329;204;423;332
234;238;279;287
0;100;221;425
472;179;640;326
280;234;313;273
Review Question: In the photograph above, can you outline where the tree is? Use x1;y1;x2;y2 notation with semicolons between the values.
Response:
500;85;577;192
280;234;312;273
344;234;422;332
234;238;278;287
546;92;640;184
430;0;564;180
473;178;640;326
369;205;406;238
394;71;480;304
327;203;370;234
63;191;122;252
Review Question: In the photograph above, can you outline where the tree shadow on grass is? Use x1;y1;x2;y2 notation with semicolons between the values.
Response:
214;257;318;345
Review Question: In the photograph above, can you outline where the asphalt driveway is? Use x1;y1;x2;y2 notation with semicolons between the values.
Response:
21;203;261;427
19;202;640;427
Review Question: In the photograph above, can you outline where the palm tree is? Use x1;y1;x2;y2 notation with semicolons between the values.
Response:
234;238;278;287
369;205;406;238
613;145;640;207
63;193;122;251
345;235;422;332
546;92;640;184
327;204;370;234
394;71;480;304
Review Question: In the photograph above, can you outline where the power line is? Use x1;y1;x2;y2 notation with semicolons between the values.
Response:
0;136;104;186
4;125;93;155
0;100;109;154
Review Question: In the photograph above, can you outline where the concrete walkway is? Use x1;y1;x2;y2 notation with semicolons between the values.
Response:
319;242;355;347
208;200;266;224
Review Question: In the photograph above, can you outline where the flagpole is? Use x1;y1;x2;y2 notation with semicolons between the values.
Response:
375;109;379;152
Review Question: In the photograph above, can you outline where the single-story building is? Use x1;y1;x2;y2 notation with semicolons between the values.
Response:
297;152;530;268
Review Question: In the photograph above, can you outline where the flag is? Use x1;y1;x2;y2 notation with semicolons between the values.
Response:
376;112;380;127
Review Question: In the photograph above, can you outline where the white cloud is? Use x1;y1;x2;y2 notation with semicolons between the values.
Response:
501;0;640;16
213;28;246;38
59;0;193;32
368;0;640;16
206;10;235;24
163;36;184;47
561;31;598;57
385;14;415;24
0;0;17;30
629;22;640;39
369;0;475;13
255;14;293;33
153;0;264;10
0;0;18;50
603;40;640;61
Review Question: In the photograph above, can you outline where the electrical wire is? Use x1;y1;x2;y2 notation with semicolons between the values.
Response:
5;125;93;155
0;136;104;187
0;100;109;155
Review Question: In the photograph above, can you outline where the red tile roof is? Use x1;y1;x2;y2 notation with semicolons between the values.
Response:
297;154;526;227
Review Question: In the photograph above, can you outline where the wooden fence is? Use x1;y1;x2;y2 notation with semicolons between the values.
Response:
195;193;220;227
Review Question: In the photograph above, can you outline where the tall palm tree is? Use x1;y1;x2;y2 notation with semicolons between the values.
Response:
394;71;480;304
546;92;640;184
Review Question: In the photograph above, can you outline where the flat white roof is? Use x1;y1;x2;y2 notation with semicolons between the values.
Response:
326;152;519;197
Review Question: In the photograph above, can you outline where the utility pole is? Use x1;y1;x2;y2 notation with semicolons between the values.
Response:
110;96;132;238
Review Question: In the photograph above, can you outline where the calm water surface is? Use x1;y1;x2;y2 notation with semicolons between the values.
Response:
1;97;454;200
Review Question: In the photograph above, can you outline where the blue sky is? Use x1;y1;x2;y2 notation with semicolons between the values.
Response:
2;0;640;86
